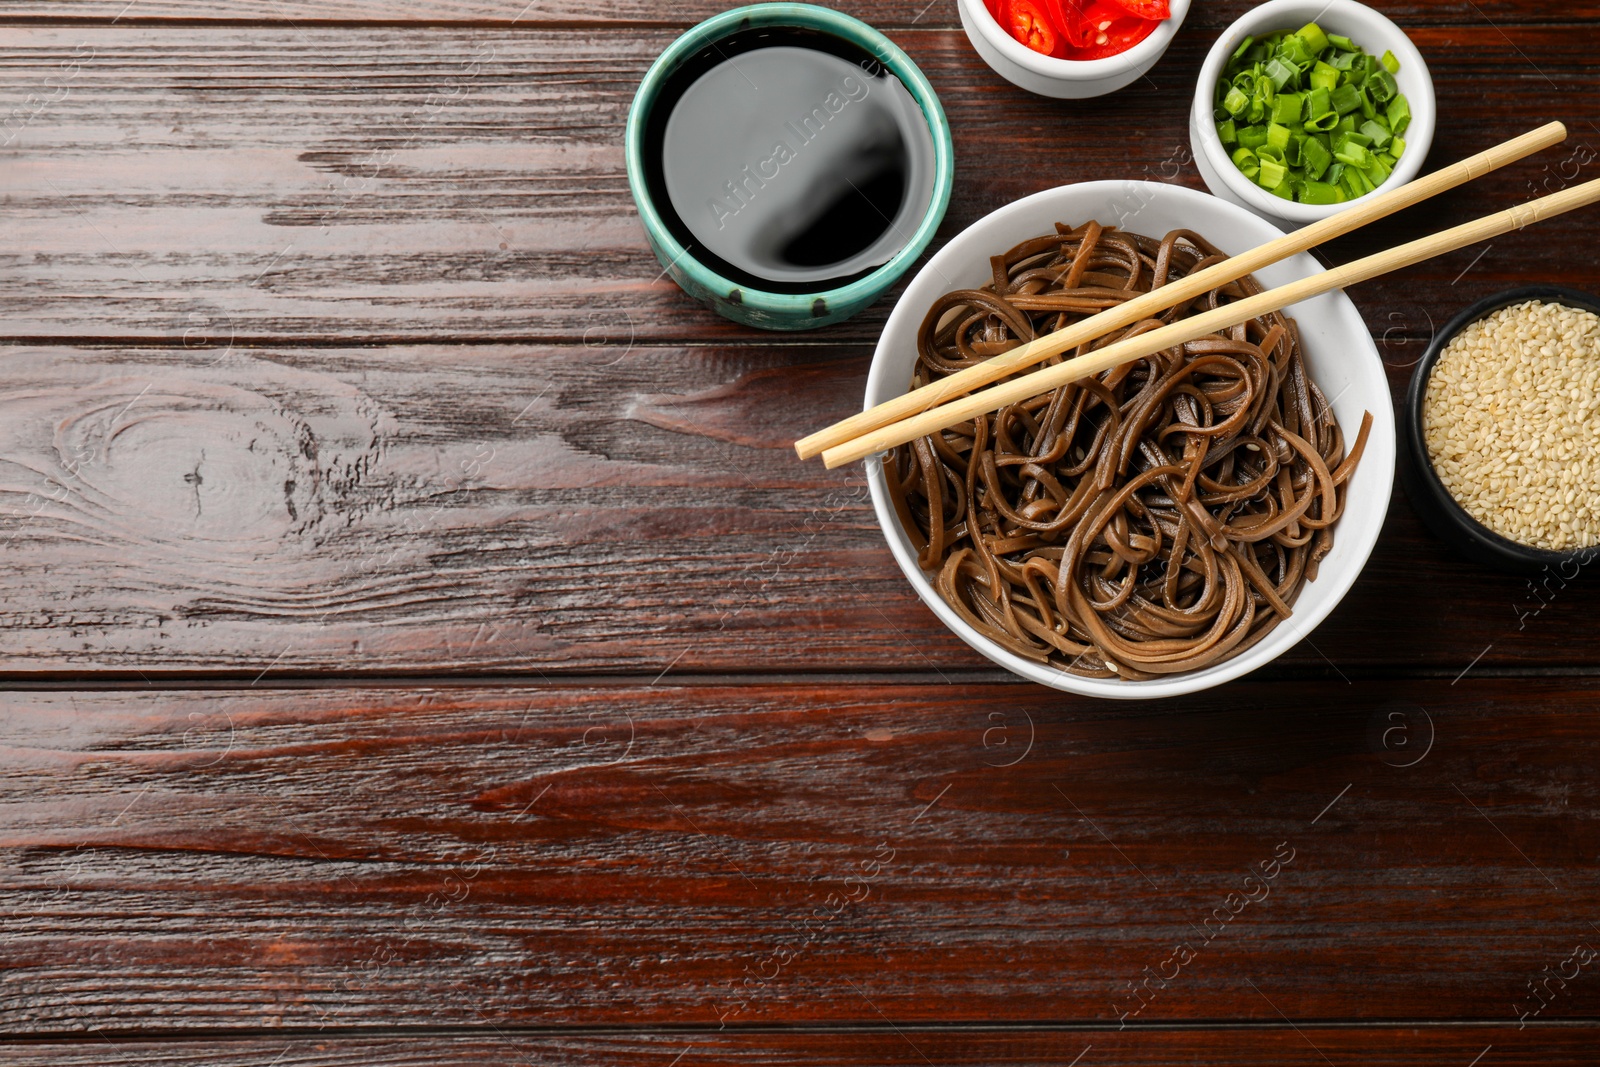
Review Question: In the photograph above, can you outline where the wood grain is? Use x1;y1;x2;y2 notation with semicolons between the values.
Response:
0;341;1593;676
2;25;1596;345
0;0;1595;1055
3;1026;1599;1066
1;680;1598;1032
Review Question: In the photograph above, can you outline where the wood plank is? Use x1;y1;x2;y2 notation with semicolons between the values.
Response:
3;1027;1599;1066
1;680;1597;1031
0;340;1594;676
2;25;1597;344
2;0;1596;27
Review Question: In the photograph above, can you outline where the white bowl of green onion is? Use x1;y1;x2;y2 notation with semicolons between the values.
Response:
1189;0;1435;229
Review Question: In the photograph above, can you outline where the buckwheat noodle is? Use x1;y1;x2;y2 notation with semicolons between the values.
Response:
886;222;1373;680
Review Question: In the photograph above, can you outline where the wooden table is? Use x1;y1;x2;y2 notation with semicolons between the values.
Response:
3;0;1599;1062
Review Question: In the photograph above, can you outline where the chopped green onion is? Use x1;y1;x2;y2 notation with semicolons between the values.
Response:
1367;68;1398;103
1284;132;1305;166
1386;95;1411;135
1264;56;1299;89
1364;152;1392;185
1306;111;1340;132
1301;135;1333;179
1299;180;1343;204
1214;24;1409;204
1359;119;1392;149
1247;87;1268;124
1279;34;1314;69
1257;156;1288;189
1334;140;1371;168
1295;22;1329;55
1333;147;1369;169
1329;83;1362;115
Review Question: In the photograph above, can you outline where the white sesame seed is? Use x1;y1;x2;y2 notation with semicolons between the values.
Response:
1423;299;1600;552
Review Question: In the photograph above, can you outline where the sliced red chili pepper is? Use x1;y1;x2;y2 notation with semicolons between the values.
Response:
1103;0;1169;19
1045;0;1090;48
1069;16;1157;58
1080;0;1131;28
1061;0;1158;58
1005;0;1059;55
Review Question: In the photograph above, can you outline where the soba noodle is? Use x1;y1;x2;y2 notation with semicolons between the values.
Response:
886;222;1373;680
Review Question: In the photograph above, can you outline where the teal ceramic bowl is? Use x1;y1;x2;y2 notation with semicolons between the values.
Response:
625;3;954;331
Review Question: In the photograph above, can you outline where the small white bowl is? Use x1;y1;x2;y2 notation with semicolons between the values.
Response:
864;180;1395;699
1189;0;1436;230
957;0;1191;99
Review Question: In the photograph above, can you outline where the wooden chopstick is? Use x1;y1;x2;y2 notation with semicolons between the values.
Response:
820;175;1600;469
793;121;1568;461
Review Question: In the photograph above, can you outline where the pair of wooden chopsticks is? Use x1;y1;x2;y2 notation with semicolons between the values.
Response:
796;121;1591;470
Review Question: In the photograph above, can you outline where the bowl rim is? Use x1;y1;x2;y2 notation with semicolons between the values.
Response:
958;0;1191;80
1189;0;1436;225
1401;285;1600;574
864;179;1396;699
623;3;954;321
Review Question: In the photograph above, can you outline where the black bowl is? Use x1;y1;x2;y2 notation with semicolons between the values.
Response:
1401;285;1600;576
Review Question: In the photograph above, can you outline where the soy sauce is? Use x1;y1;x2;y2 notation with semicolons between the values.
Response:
642;26;938;293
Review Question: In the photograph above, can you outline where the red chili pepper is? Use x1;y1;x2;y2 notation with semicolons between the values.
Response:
1103;0;1169;19
1072;16;1158;57
1005;0;1060;55
1045;0;1090;48
993;0;1163;60
1060;0;1158;58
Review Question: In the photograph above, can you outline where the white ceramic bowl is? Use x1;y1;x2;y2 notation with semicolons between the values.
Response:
864;180;1396;699
957;0;1190;99
1189;0;1436;230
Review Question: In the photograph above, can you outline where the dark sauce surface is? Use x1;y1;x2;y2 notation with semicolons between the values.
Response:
642;26;937;294
781;156;907;268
